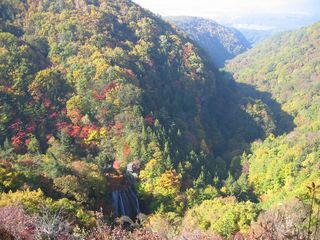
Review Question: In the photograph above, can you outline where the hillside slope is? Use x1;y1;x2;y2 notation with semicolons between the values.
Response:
226;22;320;206
0;0;268;220
177;21;320;240
167;16;251;67
1;0;318;238
0;0;219;203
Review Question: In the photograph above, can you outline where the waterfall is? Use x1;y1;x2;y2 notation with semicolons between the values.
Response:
112;186;140;219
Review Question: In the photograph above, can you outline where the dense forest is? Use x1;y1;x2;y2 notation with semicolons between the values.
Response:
226;22;320;209
167;16;251;67
0;0;319;239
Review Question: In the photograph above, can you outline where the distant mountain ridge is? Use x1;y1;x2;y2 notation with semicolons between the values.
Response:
166;16;251;67
208;11;320;44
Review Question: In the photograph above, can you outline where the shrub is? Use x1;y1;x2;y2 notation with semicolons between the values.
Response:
0;189;48;213
247;199;312;240
0;206;36;240
88;211;162;240
0;189;95;227
0;165;23;191
182;197;259;237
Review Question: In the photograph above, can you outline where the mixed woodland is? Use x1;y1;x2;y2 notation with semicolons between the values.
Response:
0;0;319;239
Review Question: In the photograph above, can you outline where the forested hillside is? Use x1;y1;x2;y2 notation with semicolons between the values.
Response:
0;0;265;238
0;0;319;239
167;16;251;67
175;21;320;239
225;21;320;234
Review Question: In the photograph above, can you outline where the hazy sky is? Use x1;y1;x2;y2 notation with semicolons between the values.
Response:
133;0;320;18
